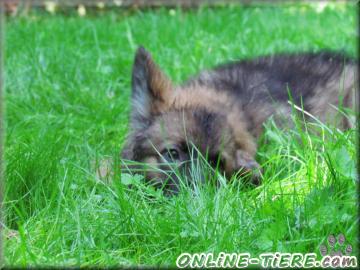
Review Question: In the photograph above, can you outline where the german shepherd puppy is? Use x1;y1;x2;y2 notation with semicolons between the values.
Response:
121;47;357;193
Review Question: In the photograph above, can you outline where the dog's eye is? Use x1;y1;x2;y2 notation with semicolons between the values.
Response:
162;148;180;162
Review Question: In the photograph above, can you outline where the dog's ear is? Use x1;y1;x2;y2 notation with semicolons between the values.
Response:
131;46;173;130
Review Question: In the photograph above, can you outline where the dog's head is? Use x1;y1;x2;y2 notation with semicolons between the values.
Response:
121;47;260;193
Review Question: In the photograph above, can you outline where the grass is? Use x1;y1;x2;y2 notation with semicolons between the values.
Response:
3;2;358;267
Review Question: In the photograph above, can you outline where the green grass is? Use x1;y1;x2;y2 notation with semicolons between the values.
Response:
3;3;358;267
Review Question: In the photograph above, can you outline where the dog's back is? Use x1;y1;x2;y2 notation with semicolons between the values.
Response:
187;51;357;135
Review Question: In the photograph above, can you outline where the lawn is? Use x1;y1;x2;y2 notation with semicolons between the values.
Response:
3;2;358;267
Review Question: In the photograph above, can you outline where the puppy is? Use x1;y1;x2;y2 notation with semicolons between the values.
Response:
121;47;357;193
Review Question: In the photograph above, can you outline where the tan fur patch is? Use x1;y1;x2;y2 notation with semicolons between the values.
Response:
170;84;231;110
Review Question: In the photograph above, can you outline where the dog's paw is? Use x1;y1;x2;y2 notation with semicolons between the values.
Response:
235;150;262;185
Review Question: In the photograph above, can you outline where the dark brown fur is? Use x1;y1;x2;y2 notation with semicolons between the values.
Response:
121;47;358;193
